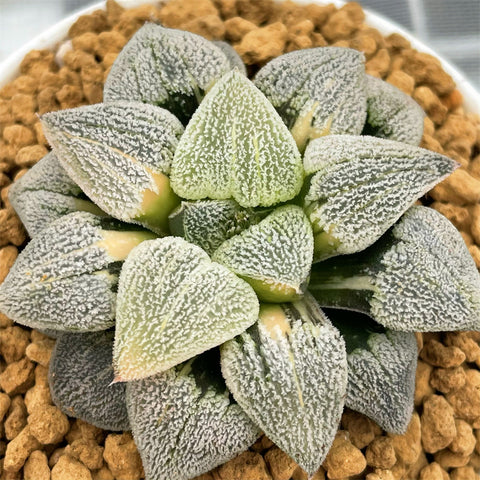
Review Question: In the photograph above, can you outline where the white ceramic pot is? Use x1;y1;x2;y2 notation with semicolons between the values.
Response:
0;0;479;114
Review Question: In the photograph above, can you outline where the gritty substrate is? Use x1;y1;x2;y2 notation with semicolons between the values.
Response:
0;1;480;479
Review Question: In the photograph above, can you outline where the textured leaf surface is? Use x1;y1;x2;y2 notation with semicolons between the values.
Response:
327;309;416;433
49;331;129;431
114;237;259;381
212;41;247;75
303;135;457;260
364;75;424;145
8;152;104;237
170;70;303;207
169;199;262;256
104;24;231;124
254;47;367;151
41;101;183;233
0;212;155;332
213;205;313;301
309;206;480;331
127;350;259;480
221;295;347;475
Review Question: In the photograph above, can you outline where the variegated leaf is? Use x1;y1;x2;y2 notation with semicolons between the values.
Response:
221;295;347;475
170;70;303;208
41;101;183;234
303;135;457;261
114;237;259;381
254;47;367;151
127;349;260;480
213;205;313;302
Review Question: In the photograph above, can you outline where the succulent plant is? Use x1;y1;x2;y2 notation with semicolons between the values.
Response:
1;23;479;480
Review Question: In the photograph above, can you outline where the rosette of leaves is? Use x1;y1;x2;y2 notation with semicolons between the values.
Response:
1;23;479;480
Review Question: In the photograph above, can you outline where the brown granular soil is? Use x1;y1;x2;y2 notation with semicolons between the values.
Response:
0;0;480;479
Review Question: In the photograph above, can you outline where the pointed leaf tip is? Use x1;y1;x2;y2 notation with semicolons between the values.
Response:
170;70;304;208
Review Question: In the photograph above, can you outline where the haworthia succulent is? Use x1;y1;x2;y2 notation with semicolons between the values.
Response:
41;101;183;234
254;47;367;151
0;212;156;332
103;23;231;125
309;206;480;331
221;295;347;475
127;350;260;480
363;75;424;145
8;152;105;237
49;331;129;431
169;199;263;256
213;205;314;302
303;135;457;261
212;41;247;75
114;237;259;381
170;70;304;208
326;309;416;434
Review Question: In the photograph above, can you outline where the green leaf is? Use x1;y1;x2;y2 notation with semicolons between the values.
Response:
212;41;247;75
114;237;259;381
327;309;416;434
170;70;304;208
303;135;458;261
213;205;313;302
309;206;480;332
0;212;156;332
127;349;260;480
49;330;129;431
363;75;424;145
220;294;347;475
104;24;231;125
8;152;105;237
41;101;183;234
254;47;367;152
169;199;263;256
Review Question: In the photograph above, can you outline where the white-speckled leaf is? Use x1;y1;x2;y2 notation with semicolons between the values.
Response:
104;24;231;124
212;41;247;75
0;212;155;332
364;75;424;145
41;101;183;233
114;237;259;381
327;310;416;433
127;350;260;480
309;206;480;331
49;331;129;431
221;295;347;475
8;152;105;237
213;205;313;302
370;206;480;331
303;135;457;260
170;70;303;208
169;199;262;256
254;47;367;151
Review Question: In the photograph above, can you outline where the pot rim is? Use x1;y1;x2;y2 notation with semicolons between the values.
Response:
0;0;479;113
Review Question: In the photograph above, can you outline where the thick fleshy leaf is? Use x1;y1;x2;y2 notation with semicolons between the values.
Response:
303;135;458;261
104;24;231;125
254;47;367;151
127;349;260;480
0;212;156;332
213;205;313;302
221;295;347;475
363;75;424;145
49;331;129;431
9;152;105;237
212;41;247;75
169;199;263;256
309;206;480;331
41;101;183;234
114;237;259;381
170;70;303;208
326;309;416;434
